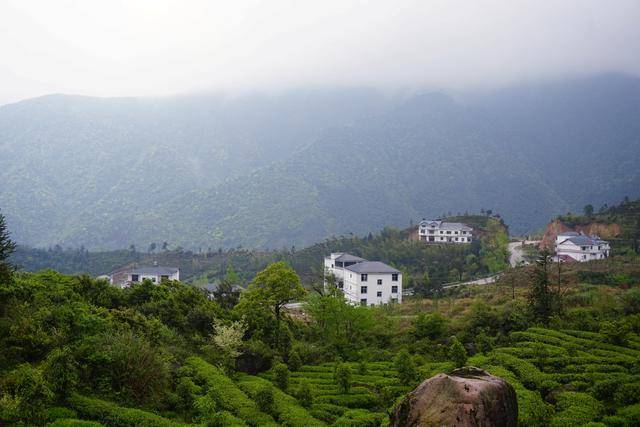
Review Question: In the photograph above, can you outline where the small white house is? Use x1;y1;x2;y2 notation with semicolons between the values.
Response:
109;266;180;287
555;232;610;262
418;220;473;243
324;253;402;305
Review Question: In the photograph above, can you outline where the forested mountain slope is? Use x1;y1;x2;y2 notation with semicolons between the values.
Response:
2;75;639;249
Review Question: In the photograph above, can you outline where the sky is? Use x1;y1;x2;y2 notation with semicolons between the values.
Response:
1;0;640;105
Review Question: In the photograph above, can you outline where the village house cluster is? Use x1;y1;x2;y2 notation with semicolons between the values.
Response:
324;253;402;306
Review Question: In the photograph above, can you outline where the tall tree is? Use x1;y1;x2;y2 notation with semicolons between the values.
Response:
583;204;594;217
528;250;555;324
238;262;305;349
0;209;16;284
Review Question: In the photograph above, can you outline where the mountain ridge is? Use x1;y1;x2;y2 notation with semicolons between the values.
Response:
1;75;639;249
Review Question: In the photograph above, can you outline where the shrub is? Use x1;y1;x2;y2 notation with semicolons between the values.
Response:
550;392;604;427
394;350;417;385
617;403;640;425
332;409;385;427
490;351;543;389
449;336;467;368
47;407;78;422
236;374;325;427
294;380;313;408
44;347;79;398
601;321;630;346
288;350;302;372
205;411;247;427
273;363;289;391
49;419;106;427
255;385;275;414
335;363;353;394
182;357;277;427
614;383;640;406
592;379;620;401
68;394;185;427
0;363;53;425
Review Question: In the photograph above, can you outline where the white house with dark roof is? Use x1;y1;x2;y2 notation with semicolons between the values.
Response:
109;266;180;287
418;220;473;243
555;232;610;262
324;253;402;305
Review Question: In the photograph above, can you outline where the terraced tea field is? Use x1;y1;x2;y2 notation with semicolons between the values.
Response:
468;327;640;426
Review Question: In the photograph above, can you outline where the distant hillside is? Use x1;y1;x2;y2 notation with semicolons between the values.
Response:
2;75;640;249
11;215;508;287
540;198;640;252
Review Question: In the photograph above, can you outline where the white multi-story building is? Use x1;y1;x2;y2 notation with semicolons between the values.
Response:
109;266;180;287
418;220;473;243
324;253;402;305
555;232;610;262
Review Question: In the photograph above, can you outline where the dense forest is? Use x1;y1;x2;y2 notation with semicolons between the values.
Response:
3;75;640;250
11;215;509;289
2;209;640;425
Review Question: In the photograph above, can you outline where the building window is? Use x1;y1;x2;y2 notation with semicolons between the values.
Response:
338;281;344;289
455;237;458;241
361;286;368;294
161;275;169;282
360;298;367;306
439;231;443;234
377;279;382;285
131;274;139;282
446;231;451;234
361;274;368;282
151;277;156;283
455;231;458;234
377;291;382;297
392;273;398;281
391;285;398;293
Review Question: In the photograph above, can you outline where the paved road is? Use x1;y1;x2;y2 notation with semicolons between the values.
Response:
508;240;540;267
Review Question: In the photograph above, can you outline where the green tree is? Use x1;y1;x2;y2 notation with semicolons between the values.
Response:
213;280;240;310
273;362;289;391
394;350;418;384
210;319;247;375
335;363;352;394
0;364;53;425
240;262;305;349
528;250;556;324
583;204;595;217
44;346;78;399
288;349;302;371
412;312;448;340
449;336;467;368
0;209;16;284
224;264;241;284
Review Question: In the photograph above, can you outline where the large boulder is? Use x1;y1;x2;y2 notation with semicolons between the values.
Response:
391;367;517;427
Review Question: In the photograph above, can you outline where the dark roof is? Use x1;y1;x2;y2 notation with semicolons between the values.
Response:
345;261;400;274
335;253;366;262
563;236;606;246
129;266;179;276
558;231;580;236
419;220;472;231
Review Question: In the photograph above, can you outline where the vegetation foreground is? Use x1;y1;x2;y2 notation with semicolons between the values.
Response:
1;209;640;426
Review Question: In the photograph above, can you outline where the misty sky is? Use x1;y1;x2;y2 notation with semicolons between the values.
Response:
1;0;640;105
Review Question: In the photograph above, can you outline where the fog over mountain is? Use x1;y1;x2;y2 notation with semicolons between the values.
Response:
2;74;639;249
2;1;640;105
